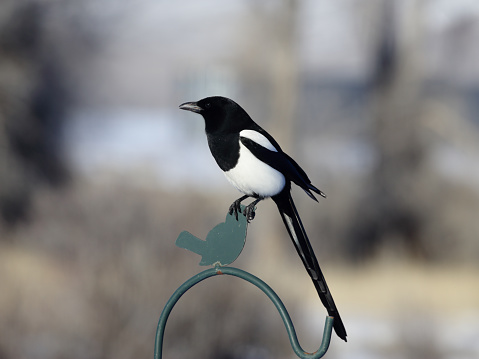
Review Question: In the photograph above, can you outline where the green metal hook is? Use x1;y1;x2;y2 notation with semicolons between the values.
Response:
154;265;334;359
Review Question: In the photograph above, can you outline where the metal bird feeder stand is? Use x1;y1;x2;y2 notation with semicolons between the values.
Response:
155;207;334;359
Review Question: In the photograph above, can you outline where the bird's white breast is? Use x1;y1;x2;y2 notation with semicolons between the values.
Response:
224;130;285;198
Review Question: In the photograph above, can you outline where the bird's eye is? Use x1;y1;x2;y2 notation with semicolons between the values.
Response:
204;102;211;109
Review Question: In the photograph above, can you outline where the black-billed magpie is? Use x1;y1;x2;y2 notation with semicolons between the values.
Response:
179;96;347;341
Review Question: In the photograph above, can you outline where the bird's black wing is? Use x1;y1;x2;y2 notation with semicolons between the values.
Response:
240;136;325;199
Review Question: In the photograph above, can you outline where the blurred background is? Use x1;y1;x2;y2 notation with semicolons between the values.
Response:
1;0;479;358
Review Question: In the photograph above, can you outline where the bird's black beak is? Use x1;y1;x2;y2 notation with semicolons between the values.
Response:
179;101;202;114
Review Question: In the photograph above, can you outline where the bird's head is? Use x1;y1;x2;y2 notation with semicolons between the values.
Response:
179;96;252;132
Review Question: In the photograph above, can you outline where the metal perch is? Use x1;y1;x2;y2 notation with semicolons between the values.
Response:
155;206;334;358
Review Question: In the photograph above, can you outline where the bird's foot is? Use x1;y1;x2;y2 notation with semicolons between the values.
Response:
228;195;250;221
243;204;256;223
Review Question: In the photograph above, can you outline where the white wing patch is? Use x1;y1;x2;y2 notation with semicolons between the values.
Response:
239;130;278;152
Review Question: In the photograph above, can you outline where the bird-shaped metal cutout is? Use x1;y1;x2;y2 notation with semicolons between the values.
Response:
175;205;248;266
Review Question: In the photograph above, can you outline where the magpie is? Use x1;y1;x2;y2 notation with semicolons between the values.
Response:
179;96;347;341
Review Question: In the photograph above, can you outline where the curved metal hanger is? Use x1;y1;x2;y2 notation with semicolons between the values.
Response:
154;265;334;359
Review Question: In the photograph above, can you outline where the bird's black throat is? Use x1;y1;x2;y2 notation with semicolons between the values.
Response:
206;132;240;172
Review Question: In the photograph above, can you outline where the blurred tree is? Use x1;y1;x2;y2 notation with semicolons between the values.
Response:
238;0;299;150
0;1;71;229
347;0;435;260
267;0;299;151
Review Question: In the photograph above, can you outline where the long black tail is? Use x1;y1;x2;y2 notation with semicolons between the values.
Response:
273;192;347;341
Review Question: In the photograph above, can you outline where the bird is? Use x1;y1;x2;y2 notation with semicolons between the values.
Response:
179;96;347;341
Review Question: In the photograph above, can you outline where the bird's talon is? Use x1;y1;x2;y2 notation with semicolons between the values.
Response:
229;202;240;221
